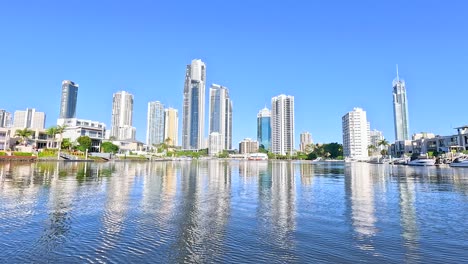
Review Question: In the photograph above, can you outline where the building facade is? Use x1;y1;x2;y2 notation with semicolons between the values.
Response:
57;118;106;152
369;129;384;148
60;80;79;119
13;108;46;129
393;66;410;141
342;108;369;159
164;108;178;147
182;59;206;150
111;91;136;140
257;107;271;150
209;84;232;150
146;101;165;146
299;131;313;152
208;132;223;156
271;95;295;155
239;138;259;154
0;110;12;128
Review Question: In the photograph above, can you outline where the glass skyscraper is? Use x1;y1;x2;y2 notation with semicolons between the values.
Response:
257;107;271;150
182;59;206;150
146;101;165;146
392;66;410;141
209;84;232;150
60;80;79;119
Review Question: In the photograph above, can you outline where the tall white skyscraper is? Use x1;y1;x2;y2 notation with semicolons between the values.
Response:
146;101;165;146
299;131;313;152
271;94;295;155
209;84;232;150
111;91;136;140
13;108;46;129
164;108;179;146
182;59;206;150
60;80;79;119
393;65;410;141
342;108;369;159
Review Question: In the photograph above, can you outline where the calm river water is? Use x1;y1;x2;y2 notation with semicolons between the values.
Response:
0;160;467;263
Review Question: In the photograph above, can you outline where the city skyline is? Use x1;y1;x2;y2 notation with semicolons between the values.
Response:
1;1;467;146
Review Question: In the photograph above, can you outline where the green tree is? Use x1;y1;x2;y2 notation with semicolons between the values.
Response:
324;142;343;158
378;139;390;157
15;128;34;146
55;125;67;159
46;126;58;148
101;141;119;153
61;138;73;150
258;144;269;154
76;136;92;152
217;150;229;158
368;145;377;156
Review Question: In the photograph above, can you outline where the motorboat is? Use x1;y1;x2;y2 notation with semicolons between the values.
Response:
450;156;468;168
407;158;436;166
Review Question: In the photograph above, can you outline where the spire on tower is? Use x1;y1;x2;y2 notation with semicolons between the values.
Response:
396;64;399;81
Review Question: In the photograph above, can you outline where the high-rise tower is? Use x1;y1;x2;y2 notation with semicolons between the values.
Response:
392;65;410;141
257;107;271;150
164;108;179;147
182;59;206;150
60;80;79;119
146;101;165;146
342;107;369;159
271;94;295;155
111;91;135;140
209;84;232;150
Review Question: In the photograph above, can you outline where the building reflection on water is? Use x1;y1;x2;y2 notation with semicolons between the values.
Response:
1;161;468;263
345;162;378;251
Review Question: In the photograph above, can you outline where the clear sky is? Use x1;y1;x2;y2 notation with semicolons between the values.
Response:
1;0;467;146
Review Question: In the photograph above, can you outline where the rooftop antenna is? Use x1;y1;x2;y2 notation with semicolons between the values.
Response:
396;64;399;81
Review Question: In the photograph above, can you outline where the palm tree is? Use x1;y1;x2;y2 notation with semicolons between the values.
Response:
46;126;58;148
15;128;34;146
378;139;390;156
368;145;377;156
55;125;67;159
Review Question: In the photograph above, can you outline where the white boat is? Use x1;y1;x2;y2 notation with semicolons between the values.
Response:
407;158;436;166
248;153;268;161
450;157;468;168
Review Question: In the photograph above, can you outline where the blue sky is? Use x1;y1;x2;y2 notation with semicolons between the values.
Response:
0;0;467;146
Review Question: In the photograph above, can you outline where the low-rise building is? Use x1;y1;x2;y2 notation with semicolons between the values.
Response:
239;138;259;154
58;118;106;152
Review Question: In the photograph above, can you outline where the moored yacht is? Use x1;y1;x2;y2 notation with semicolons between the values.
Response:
407;158;435;166
450;156;468;168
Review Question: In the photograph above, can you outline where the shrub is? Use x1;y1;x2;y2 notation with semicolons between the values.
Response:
0;151;6;156
13;152;33;156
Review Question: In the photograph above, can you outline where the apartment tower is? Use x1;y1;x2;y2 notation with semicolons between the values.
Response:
164;108;179;146
209;84;232;150
146;101;165;146
271;94;295;155
111;91;136;140
342;108;369;159
182;59;206;149
60;80;79;119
